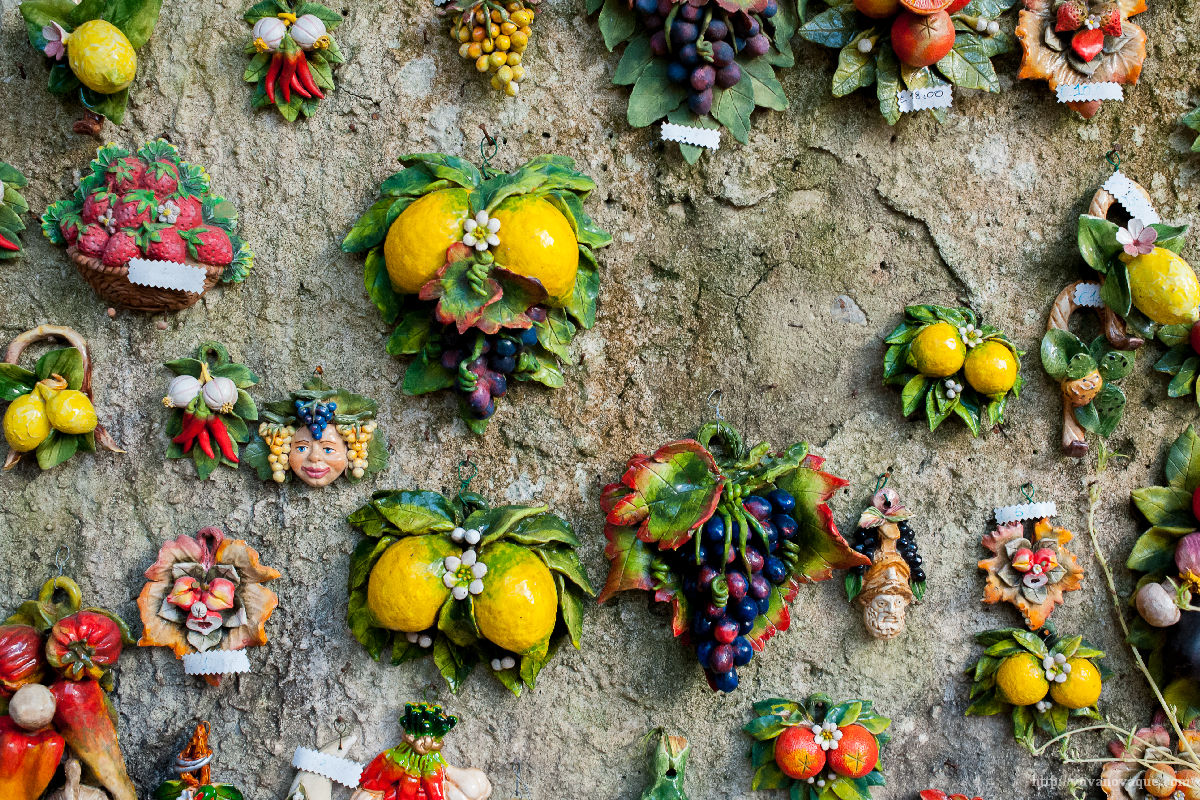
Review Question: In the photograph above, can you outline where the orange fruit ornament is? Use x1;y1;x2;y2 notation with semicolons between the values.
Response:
900;0;954;12
892;10;956;67
828;724;879;778
774;726;826;781
853;0;901;18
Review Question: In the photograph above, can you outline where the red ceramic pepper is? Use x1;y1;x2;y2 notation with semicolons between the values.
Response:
50;679;137;800
0;626;45;697
0;713;66;800
45;611;125;681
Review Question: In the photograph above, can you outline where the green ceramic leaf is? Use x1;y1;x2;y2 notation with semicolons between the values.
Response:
1065;352;1098;381
555;574;585;649
1092;338;1135;382
401;153;482;188
772;458;862;579
534;310;576;363
437;596;479;647
744;58;789;111
1093;384;1126;438
538;545;595;595
604;441;722;549
1077;215;1122;273
566;247;601;329
798;6;857;48
35;431;78;470
386;311;433;355
364;248;402;325
597;524;656;603
1040;328;1087;381
1166;426;1200;491
380;164;443;197
627;60;689;126
1157;345;1191;375
470;504;549;545
1151;223;1189;254
743;714;789;740
875;45;901;125
0;364;37;402
599;0;636;49
751;762;790;791
372;490;458;533
935;32;998;92
711;74;755;144
35;347;83;388
507;512;580;548
1074;401;1099;433
402;350;455;396
1170;358;1200;397
514;350;565;388
1100;262;1133;317
1126;530;1176;573
348;535;395;590
1160;324;1191;348
342;197;395;253
832;36;876;97
1131;486;1194;528
614;34;654;85
432;637;477;693
900;374;927;416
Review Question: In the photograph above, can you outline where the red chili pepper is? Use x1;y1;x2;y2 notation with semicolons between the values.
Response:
280;51;299;103
172;412;206;452
207;417;238;463
422;769;445;800
0;233;19;252
290;66;312;99
0;715;65;800
265;51;282;104
196;428;215;460
296;54;324;99
49;679;137;800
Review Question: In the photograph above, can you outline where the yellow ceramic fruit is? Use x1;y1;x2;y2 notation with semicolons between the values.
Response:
909;322;966;378
1125;247;1200;326
472;542;558;654
367;536;461;632
995;653;1050;706
3;393;51;452
490;195;579;306
1049;657;1102;709
383;189;470;294
67;20;138;94
963;341;1018;397
44;389;97;435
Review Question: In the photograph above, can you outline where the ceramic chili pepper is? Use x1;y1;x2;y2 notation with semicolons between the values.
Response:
0;685;66;800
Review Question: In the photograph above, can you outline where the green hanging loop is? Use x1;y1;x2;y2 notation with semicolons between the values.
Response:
458;458;478;498
874;473;889;494
1020;483;1036;503
1105;148;1120;170
479;125;499;173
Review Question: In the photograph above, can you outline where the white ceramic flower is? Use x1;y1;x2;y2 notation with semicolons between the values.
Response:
157;200;180;224
1115;218;1157;257
405;631;434;649
97;210;117;233
490;656;517;671
810;720;842;751
943;379;964;399
1035;700;1052;713
41;22;68;61
462;211;501;252
1043;652;1070;682
958;324;983;348
442;549;489;600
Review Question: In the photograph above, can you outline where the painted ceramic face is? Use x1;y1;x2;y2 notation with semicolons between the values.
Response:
863;593;909;640
289;424;348;487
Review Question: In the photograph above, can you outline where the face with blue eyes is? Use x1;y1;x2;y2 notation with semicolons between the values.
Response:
288;424;348;487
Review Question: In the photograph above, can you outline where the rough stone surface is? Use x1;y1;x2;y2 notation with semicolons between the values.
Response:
0;0;1199;798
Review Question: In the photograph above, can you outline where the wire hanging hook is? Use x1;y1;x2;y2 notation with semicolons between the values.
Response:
1020;483;1036;503
333;717;350;751
873;472;890;494
457;458;478;497
53;544;69;578
1105;148;1121;170
513;763;525;798
707;388;723;420
479;124;499;171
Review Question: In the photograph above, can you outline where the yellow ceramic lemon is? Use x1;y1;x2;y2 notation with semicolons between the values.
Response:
963;341;1018;397
67;20;138;94
1049;658;1102;709
472;542;558;654
3;393;51;452
1125;247;1200;326
367;535;460;632
383;189;471;294
995;653;1050;706
909;322;965;378
490;195;579;306
44;389;97;435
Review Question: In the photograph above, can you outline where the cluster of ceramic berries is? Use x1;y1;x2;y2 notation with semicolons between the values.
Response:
341;420;376;479
257;423;296;482
849;518;925;583
451;0;535;97
62;155;233;269
678;489;799;692
634;0;779;115
440;321;543;420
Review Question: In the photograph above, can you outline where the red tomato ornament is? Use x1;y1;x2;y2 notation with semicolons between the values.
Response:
891;10;955;67
45;611;125;681
0;626;45;698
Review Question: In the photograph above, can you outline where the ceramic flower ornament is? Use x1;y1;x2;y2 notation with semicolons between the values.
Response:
137;527;281;685
978;496;1084;630
1100;721;1200;800
1015;0;1147;118
245;369;386;487
18;0;161;132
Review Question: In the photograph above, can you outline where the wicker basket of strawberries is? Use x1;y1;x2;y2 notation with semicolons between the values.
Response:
41;140;254;313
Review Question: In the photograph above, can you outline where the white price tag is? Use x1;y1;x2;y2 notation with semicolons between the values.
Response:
1102;169;1160;225
660;122;721;150
1055;82;1123;103
1072;282;1103;308
292;747;364;788
127;258;207;294
897;86;953;113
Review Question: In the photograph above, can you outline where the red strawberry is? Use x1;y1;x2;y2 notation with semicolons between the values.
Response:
59;213;82;246
101;229;141;267
105;156;146;194
113;190;157;228
1071;26;1105;61
1097;6;1121;36
141;159;179;198
80;191;113;224
145;227;188;263
173;196;204;230
184;227;233;266
76;224;110;257
1054;0;1086;31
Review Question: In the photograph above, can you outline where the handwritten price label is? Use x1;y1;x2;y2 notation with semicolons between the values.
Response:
897;86;953;113
660;122;721;150
1055;83;1123;103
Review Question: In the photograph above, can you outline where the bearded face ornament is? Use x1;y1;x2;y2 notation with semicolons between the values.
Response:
846;483;926;640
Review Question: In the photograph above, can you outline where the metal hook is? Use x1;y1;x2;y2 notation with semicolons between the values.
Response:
333;717;350;751
479;124;499;170
707;388;723;420
457;458;478;496
513;763;525;798
873;473;889;494
1020;483;1036;503
1105;149;1120;170
421;682;438;703
53;544;69;578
